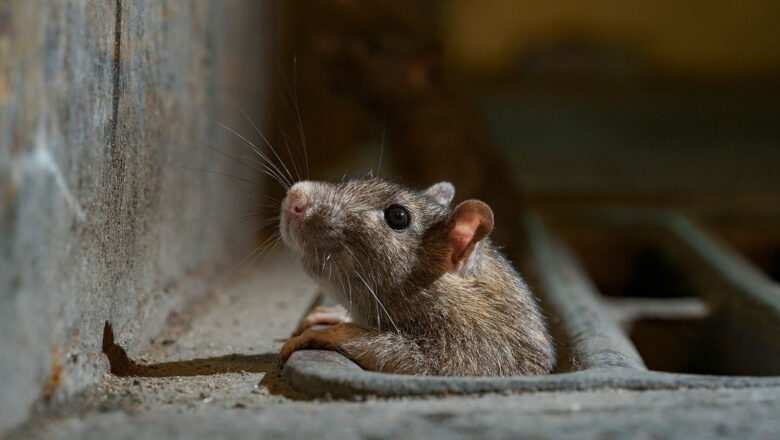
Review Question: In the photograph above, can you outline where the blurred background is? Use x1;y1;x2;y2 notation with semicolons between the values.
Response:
278;0;780;207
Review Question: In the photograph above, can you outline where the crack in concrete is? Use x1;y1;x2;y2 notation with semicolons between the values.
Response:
109;0;122;169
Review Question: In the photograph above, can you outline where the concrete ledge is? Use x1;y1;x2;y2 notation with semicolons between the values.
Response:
283;350;780;398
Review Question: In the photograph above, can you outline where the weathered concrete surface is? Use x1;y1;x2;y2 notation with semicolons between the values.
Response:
0;0;272;432
19;388;780;440
7;256;780;440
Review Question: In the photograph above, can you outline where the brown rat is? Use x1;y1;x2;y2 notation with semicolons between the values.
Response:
278;177;554;376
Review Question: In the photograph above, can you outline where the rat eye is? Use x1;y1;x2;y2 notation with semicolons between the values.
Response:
384;205;410;230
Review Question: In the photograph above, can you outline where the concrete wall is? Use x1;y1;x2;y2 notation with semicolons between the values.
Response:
0;1;272;431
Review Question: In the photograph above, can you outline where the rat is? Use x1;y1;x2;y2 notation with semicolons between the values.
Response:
278;178;554;376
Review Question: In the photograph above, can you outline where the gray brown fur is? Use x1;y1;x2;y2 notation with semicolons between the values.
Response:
280;178;555;376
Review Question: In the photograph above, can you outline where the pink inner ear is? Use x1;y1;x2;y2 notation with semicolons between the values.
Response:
448;215;481;267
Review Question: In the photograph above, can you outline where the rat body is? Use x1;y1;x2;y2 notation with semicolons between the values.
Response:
279;178;554;376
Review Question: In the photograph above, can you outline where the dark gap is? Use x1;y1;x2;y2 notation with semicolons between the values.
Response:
768;247;780;282
101;321;277;377
743;245;780;282
707;216;780;282
629;316;705;373
559;226;696;298
727;241;780;282
629;313;780;376
607;248;695;297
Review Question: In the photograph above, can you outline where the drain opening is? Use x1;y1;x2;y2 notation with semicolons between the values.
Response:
557;222;780;376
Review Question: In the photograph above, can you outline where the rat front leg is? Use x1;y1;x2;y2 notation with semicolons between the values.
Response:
292;305;351;336
279;323;428;375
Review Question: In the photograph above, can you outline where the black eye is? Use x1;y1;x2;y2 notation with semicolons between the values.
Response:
384;205;410;230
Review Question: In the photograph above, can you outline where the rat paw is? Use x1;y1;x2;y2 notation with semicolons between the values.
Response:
293;305;351;336
279;324;353;365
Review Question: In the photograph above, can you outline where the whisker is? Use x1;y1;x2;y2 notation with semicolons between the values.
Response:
232;215;281;229
277;58;309;179
280;132;302;182
180;166;266;190
346;274;353;317
195;177;277;201
277;94;308;182
377;113;386;177
237;154;293;190
193;137;276;186
354;271;399;333
211;118;293;189
183;149;288;192
226;229;281;276
244;232;283;271
261;233;285;261
225;94;298;187
336;269;346;303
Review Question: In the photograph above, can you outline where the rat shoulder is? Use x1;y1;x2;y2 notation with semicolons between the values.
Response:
478;240;529;287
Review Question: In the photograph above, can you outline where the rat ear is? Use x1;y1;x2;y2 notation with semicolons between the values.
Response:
424;182;455;206
447;200;494;275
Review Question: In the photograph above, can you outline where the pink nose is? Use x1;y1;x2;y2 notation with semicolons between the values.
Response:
285;190;308;216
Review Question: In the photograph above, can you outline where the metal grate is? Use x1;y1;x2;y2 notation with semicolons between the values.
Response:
281;209;780;397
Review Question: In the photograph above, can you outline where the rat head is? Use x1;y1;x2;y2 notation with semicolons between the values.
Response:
280;178;494;305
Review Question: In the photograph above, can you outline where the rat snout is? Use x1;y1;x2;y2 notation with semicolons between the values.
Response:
281;181;345;255
284;181;322;219
281;182;316;253
284;187;309;218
